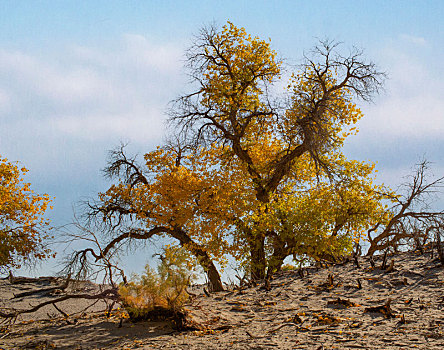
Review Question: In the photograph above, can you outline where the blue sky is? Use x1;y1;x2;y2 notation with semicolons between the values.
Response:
1;1;443;276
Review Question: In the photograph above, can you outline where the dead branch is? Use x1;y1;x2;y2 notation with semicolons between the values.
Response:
367;160;444;256
385;259;395;273
8;273;59;285
364;299;395;318
0;287;119;320
12;277;70;299
268;322;301;334
380;251;388;270
52;303;70;320
327;297;359;308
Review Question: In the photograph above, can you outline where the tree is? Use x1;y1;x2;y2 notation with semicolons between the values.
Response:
257;153;391;277
171;22;385;279
75;22;387;288
0;156;53;272
83;144;231;291
367;160;444;256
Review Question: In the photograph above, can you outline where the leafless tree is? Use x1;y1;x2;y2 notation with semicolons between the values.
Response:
367;160;444;257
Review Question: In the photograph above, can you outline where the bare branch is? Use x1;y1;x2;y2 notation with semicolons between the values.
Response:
0;287;119;320
367;160;444;256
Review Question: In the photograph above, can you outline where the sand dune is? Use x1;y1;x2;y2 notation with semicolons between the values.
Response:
0;249;443;349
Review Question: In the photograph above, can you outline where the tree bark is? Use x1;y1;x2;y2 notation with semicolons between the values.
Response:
266;234;290;280
97;226;224;292
171;228;224;292
249;235;266;280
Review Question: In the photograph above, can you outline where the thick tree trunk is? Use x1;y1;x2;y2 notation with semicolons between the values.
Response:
266;236;289;280
171;228;224;292
204;259;225;292
249;235;266;280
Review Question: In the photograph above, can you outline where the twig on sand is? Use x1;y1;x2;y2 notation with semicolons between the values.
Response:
268;322;300;333
246;330;262;338
0;332;11;340
364;298;395;318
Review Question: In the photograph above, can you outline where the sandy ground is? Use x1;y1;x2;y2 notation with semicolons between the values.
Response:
0;250;443;349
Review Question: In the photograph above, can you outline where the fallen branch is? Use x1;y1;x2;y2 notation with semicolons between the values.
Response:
8;273;60;285
246;330;262;338
385;259;395;273
52;303;69;319
364;298;395;318
13;278;70;299
327;297;359;308
0;287;119;320
268;322;300;333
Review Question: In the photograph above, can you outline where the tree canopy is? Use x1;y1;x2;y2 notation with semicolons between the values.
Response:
0;156;53;272
170;22;386;279
80;22;389;290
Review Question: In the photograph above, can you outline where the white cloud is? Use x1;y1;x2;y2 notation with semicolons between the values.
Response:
400;34;427;47
359;92;444;137
0;50;110;105
121;34;183;73
356;40;444;138
0;35;184;146
52;109;165;142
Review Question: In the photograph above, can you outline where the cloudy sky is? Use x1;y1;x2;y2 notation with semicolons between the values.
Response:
1;0;443;276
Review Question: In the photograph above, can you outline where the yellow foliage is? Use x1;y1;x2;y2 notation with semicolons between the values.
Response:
119;246;197;320
0;156;53;271
98;22;391;279
200;21;281;121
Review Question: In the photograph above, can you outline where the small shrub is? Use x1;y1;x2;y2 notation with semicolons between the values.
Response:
281;263;297;271
119;245;198;321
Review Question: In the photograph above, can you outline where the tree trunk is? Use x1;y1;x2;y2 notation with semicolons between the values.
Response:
249;235;266;280
437;231;444;266
204;259;225;292
171;228;224;292
266;234;289;280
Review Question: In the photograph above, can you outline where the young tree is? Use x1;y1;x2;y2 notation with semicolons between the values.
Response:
171;22;385;279
0;156;53;272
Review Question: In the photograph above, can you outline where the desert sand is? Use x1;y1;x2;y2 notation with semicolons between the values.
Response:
0;249;443;349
